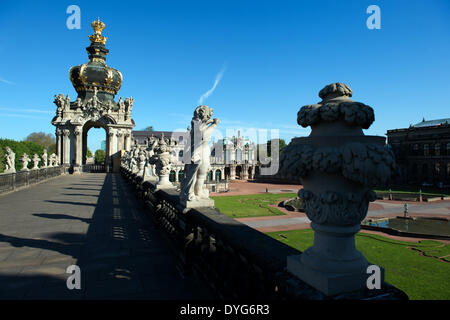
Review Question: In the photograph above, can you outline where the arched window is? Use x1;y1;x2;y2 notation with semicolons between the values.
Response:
178;150;183;157
215;169;221;181
169;170;176;182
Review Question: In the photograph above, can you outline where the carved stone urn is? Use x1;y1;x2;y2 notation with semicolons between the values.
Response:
281;83;396;295
149;134;175;190
20;153;31;171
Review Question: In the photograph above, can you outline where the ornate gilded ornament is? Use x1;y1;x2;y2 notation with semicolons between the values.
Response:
88;18;107;45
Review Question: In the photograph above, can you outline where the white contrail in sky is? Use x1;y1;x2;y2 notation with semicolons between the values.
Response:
198;66;226;105
0;107;53;114
0;77;14;85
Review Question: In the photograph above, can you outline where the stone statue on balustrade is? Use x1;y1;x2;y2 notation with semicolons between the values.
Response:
148;133;176;190
4;147;16;174
137;147;147;176
143;136;158;180
42;149;48;167
20;153;31;171
179;105;219;208
32;154;41;170
48;153;57;167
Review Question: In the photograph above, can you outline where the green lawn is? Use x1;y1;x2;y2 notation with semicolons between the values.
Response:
267;229;450;300
211;193;297;218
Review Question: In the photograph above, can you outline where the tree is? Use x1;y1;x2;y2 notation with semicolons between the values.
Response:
25;132;56;154
87;148;93;158
142;126;154;131
256;138;287;160
94;149;106;164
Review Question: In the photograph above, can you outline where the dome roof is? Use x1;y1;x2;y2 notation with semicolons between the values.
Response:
69;18;122;103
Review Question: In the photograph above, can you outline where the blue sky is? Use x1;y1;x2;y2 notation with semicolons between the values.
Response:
0;0;449;152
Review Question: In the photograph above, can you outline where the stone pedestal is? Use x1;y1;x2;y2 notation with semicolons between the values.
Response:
180;198;215;208
287;222;385;295
155;174;176;190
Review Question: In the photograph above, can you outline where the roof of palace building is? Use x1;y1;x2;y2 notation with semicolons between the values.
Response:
412;118;450;128
132;130;189;144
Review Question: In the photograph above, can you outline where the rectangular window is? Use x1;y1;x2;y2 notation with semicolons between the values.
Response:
424;144;429;156
435;162;440;175
435;144;440;156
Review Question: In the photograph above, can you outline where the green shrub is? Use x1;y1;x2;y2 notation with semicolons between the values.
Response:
0;139;45;172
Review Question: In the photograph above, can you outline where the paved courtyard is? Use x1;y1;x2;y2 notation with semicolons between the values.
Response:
0;173;213;299
214;181;450;238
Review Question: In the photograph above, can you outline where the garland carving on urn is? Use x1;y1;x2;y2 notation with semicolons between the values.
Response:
280;142;396;188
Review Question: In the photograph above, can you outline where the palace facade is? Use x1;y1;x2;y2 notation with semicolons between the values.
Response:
386;118;450;187
132;130;260;182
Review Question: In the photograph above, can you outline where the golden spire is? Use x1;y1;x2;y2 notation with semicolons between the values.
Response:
88;18;107;45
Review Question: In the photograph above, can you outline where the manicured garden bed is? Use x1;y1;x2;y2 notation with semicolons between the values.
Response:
212;193;297;218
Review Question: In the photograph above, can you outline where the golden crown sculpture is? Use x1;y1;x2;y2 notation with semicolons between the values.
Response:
88;18;107;45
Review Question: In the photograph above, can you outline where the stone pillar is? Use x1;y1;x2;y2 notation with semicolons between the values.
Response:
108;128;117;156
230;165;236;180
281;83;396;296
124;131;131;151
175;169;179;182
63;129;70;165
74;126;82;171
221;167;225;180
107;128;117;171
116;130;123;151
55;129;62;165
243;164;249;180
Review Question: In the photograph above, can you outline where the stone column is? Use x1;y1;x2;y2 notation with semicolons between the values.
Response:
175;169;179;182
55;129;62;165
124;131;131;151
116;130;123;151
74;126;82;170
230;165;236;180
281;83;396;296
63;129;71;165
242;164;249;180
108;128;117;156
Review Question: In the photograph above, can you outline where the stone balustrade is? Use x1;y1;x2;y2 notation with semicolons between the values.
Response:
120;165;407;300
0;166;65;195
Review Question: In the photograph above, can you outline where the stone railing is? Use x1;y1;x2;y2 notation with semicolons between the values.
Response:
121;166;408;300
0;166;65;195
82;163;106;173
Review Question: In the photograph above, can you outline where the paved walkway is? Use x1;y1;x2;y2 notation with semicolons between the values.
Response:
0;173;213;299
